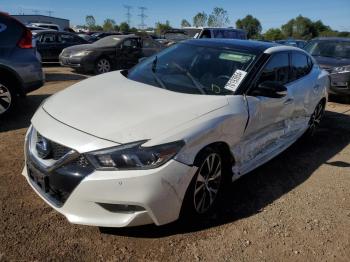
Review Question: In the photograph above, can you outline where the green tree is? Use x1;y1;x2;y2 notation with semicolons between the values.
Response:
208;7;229;27
94;25;103;31
193;12;207;28
236;15;262;39
155;20;172;35
103;19;116;32
130;27;139;33
281;15;316;40
85;15;96;30
264;28;285;41
181;19;191;28
119;22;130;33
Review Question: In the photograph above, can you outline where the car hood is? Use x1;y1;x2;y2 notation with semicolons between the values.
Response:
42;71;228;144
313;56;350;70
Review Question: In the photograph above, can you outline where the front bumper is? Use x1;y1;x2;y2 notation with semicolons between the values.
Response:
22;115;196;227
59;55;95;72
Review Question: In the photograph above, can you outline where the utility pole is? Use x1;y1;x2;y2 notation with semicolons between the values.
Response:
138;6;147;30
124;5;132;26
47;10;54;17
33;9;40;15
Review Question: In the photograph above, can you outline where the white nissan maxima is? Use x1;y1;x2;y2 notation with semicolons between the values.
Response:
23;39;329;227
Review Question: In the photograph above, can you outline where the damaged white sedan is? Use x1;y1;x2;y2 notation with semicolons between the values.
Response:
23;39;329;227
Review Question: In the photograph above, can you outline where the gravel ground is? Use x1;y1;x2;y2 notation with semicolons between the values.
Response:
0;66;349;262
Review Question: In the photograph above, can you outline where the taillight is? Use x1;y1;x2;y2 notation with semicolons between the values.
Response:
18;28;32;49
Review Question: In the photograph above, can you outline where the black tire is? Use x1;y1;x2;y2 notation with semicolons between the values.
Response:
305;100;325;137
0;80;16;118
180;147;230;221
94;57;112;74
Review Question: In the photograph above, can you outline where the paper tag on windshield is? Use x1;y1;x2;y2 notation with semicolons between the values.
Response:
224;70;248;92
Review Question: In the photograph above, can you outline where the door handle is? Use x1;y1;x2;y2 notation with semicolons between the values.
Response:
283;98;294;105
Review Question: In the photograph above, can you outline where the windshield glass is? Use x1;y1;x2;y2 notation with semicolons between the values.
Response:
128;42;256;95
304;40;350;59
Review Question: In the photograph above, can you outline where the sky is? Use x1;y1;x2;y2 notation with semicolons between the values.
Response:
1;0;350;32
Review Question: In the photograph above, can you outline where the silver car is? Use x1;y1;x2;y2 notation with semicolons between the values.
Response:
0;13;44;117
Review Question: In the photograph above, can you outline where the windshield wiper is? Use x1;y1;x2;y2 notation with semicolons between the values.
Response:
151;56;167;89
171;62;206;94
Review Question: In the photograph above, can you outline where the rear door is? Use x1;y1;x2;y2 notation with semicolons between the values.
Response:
240;52;297;173
141;38;162;57
289;51;320;122
36;32;58;61
118;38;142;69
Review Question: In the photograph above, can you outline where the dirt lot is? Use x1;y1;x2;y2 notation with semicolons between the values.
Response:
0;66;349;261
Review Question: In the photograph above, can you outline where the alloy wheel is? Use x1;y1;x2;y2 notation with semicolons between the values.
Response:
309;102;324;135
97;59;111;74
193;153;222;214
0;83;12;115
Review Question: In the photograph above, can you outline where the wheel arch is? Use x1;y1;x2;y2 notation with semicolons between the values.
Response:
193;141;235;167
0;65;24;96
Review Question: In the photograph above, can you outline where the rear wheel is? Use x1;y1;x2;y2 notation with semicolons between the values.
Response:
306;101;325;136
0;81;15;118
94;58;111;74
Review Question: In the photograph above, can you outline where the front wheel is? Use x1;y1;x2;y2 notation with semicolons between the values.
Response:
181;148;227;219
94;58;111;74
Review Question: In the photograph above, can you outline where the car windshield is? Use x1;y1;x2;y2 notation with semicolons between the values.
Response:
304;40;350;59
128;42;256;95
93;35;121;46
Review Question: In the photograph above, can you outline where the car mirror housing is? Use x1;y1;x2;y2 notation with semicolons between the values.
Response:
253;81;287;98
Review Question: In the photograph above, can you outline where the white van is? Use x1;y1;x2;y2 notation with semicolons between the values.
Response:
29;23;61;31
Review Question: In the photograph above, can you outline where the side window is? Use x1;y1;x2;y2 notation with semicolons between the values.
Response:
143;38;158;48
123;38;138;48
57;34;76;43
200;29;211;38
40;33;57;43
291;52;310;81
256;53;289;86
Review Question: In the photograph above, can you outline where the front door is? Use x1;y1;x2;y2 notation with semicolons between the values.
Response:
239;52;297;174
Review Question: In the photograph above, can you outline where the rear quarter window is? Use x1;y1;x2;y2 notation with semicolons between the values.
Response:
0;15;23;46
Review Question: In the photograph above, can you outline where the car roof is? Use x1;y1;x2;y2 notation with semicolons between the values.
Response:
183;39;279;53
311;37;350;42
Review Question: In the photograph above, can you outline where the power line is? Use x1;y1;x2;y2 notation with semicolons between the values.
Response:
123;5;132;26
138;6;147;30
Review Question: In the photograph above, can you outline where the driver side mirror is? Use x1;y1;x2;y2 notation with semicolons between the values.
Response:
252;81;287;98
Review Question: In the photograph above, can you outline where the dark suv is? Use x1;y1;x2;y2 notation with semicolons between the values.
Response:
0;13;44;117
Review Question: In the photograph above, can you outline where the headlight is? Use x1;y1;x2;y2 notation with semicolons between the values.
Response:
85;140;185;170
72;50;92;57
332;65;350;73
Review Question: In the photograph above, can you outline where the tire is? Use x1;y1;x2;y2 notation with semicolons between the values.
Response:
94;58;112;74
0;80;16;118
305;100;325;137
181;147;229;220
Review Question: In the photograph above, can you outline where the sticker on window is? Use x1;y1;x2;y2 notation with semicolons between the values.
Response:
224;70;248;92
0;23;7;33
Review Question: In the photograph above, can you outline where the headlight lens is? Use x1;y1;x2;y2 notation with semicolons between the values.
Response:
332;65;350;73
85;140;185;170
72;50;92;57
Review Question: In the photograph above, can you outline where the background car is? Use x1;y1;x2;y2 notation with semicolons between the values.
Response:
89;32;122;42
59;34;164;74
304;37;350;97
184;27;247;40
34;30;89;62
276;39;307;48
28;22;61;31
0;12;44;117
